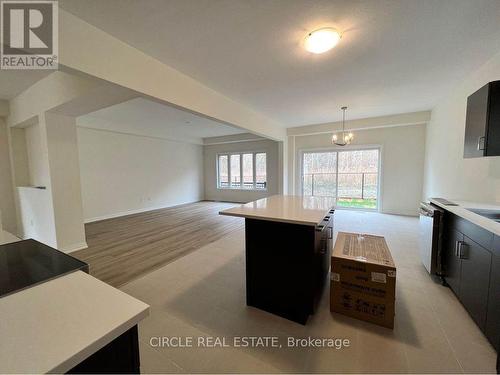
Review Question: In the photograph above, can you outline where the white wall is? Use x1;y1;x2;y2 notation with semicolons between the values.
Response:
16;186;57;246
44;113;87;252
203;139;280;203
24;124;47;186
11;119;58;248
9;114;86;251
0;118;17;233
423;51;500;202
5;71;103;250
77;126;204;222
289;125;426;216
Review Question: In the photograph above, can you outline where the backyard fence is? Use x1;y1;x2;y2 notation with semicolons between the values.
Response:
302;172;378;199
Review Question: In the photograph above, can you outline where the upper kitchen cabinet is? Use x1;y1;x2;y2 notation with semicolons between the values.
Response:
464;80;500;158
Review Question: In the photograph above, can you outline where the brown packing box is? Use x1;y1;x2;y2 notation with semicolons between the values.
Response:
330;232;396;329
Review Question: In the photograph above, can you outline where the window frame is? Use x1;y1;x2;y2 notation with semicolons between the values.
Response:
299;145;382;212
217;151;267;191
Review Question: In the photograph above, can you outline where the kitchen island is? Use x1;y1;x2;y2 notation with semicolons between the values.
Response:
220;195;335;324
0;271;149;373
0;240;149;373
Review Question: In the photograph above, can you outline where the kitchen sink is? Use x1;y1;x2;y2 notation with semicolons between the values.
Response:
466;208;500;223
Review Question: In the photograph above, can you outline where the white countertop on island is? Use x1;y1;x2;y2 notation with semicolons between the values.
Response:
0;270;149;374
430;198;500;236
219;195;336;226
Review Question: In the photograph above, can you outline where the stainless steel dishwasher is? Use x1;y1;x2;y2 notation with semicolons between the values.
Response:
419;202;444;275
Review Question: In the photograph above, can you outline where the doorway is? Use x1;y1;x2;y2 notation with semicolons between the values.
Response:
302;148;380;210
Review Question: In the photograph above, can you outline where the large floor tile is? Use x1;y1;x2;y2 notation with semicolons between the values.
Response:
119;210;497;373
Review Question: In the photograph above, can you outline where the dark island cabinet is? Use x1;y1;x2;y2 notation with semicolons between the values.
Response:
245;210;334;325
313;212;334;310
68;326;140;374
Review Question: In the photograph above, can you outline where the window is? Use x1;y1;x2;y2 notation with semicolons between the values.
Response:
217;152;267;190
218;155;229;188
230;154;241;188
242;153;253;188
255;153;266;189
302;148;379;210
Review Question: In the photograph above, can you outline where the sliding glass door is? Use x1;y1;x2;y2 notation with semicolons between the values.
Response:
302;148;380;210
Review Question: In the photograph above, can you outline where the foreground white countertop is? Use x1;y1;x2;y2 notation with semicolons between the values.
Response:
0;271;149;374
430;198;500;236
220;195;335;226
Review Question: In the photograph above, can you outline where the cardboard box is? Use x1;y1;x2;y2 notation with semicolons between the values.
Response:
330;232;396;329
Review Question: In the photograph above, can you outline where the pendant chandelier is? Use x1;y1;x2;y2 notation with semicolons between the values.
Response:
332;106;354;146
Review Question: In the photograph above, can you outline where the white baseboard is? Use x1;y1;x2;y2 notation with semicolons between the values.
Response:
84;200;202;224
61;241;88;253
11;233;88;253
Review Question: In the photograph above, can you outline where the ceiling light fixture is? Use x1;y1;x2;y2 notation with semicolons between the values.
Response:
305;28;341;54
332;106;353;146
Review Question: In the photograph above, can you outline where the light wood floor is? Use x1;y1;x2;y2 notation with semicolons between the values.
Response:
72;201;243;287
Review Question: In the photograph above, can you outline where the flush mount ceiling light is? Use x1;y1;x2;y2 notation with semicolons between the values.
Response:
305;28;341;54
332;106;354;146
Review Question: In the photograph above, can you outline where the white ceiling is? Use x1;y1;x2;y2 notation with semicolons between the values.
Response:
0;70;51;99
78;97;245;144
61;0;500;127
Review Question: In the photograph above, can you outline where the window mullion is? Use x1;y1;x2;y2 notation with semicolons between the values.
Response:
253;152;256;189
227;154;231;189
239;153;243;188
335;152;339;202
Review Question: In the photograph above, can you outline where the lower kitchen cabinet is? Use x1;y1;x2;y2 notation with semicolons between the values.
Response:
486;254;500;351
443;228;463;295
459;236;492;331
442;212;496;344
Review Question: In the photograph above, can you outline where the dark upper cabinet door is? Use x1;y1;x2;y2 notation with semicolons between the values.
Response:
486;253;500;351
464;83;489;158
459;236;492;331
464;81;500;158
486;82;500;156
443;228;463;295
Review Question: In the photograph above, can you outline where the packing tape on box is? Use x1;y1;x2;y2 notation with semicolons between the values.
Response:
371;272;387;283
330;272;340;282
